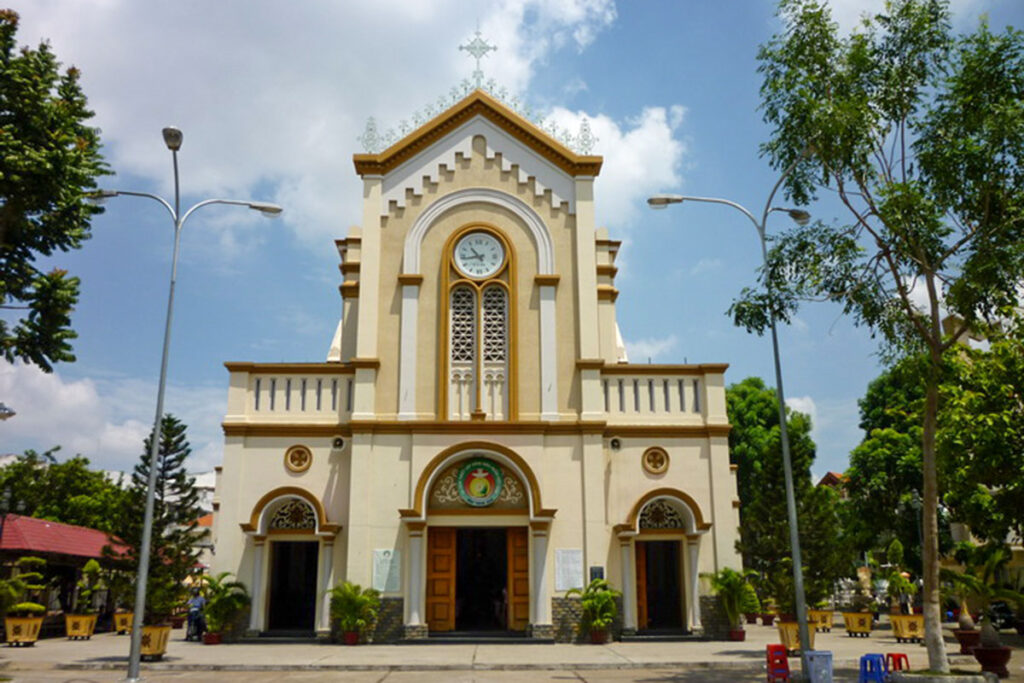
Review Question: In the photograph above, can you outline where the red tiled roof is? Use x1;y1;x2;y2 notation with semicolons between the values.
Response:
0;514;125;559
196;513;213;528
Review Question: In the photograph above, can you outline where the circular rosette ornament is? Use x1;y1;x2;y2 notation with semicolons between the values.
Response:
457;458;504;507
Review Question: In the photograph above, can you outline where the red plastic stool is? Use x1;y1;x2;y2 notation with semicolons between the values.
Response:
766;643;790;682
887;652;909;672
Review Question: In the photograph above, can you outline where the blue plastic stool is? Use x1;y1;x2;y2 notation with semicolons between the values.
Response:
858;653;886;683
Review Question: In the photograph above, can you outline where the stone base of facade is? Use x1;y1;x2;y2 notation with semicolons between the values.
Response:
403;624;429;640
699;595;728;640
527;623;554;640
370;597;404;643
550;596;624;643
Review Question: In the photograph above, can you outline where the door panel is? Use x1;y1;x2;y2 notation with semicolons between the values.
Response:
427;527;456;631
267;541;318;632
507;527;529;631
635;541;648;629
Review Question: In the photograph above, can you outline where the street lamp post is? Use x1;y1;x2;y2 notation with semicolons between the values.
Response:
648;163;813;673
95;127;282;682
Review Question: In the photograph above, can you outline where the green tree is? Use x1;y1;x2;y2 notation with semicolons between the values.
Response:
939;331;1024;545
740;0;1024;669
0;9;109;372
728;377;850;608
844;357;926;570
0;447;130;536
108;414;205;623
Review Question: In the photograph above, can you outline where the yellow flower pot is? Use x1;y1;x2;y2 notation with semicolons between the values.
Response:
140;624;172;660
5;616;44;645
808;609;834;632
113;611;133;634
891;614;924;643
65;613;98;639
776;620;815;653
842;611;873;636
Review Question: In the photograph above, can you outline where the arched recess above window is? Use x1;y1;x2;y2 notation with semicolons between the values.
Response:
441;225;516;421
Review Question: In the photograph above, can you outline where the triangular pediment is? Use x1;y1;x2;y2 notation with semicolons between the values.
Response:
353;89;602;178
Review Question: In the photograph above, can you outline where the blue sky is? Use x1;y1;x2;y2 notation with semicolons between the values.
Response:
3;0;1020;477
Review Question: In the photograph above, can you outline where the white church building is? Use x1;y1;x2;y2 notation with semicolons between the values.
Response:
211;83;741;641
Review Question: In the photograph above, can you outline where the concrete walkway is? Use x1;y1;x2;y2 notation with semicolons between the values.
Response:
1;620;1021;682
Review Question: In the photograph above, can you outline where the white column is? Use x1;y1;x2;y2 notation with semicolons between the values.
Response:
249;538;265;632
688;537;702;630
531;525;551;626
620;538;637;631
539;284;558;420
318;540;334;633
398;283;420;419
406;525;425;626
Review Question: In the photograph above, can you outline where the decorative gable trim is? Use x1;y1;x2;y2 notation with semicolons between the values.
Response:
353;89;602;178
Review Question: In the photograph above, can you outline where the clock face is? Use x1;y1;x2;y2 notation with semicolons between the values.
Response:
454;232;505;279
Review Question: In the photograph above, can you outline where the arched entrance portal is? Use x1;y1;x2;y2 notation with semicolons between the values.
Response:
241;486;340;635
616;489;710;634
400;443;556;636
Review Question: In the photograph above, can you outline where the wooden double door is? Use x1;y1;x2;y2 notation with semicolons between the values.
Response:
635;540;685;631
426;526;529;632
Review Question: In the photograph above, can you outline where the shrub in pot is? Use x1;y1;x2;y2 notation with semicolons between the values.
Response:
2;556;48;646
567;578;620;643
702;568;759;641
329;581;380;644
203;572;250;644
65;559;102;639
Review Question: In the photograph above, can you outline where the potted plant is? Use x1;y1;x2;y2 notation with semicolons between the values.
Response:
328;581;380;645
566;578;620;644
2;556;48;646
105;566;135;635
702;568;760;641
203;572;250;644
841;592;874;637
886;571;922;643
65;559;102;640
942;542;1023;678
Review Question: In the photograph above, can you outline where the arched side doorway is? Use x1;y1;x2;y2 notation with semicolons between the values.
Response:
241;487;340;635
400;442;556;637
615;489;710;634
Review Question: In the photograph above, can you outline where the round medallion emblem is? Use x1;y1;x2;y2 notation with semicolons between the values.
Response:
457;458;504;507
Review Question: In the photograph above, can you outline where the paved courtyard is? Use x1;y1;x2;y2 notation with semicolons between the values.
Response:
1;618;1021;682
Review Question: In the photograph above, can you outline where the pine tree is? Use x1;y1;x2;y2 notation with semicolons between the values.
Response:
109;414;205;623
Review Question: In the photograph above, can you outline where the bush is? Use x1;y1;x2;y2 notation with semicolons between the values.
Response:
329;581;380;635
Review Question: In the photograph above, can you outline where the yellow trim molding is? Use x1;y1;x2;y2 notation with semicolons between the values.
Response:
533;274;560;287
623;487;712;532
240;486;340;535
353;90;602;178
223;362;354;375
398;274;424;285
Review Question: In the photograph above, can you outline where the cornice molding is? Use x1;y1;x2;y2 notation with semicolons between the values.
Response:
353;90;602;178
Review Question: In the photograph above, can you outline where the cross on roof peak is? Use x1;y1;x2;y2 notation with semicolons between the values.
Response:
459;28;497;88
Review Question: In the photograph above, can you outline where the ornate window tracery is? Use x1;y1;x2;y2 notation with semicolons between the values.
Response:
639;499;687;530
482;286;507;362
268;499;317;530
445;227;513;420
450;287;476;363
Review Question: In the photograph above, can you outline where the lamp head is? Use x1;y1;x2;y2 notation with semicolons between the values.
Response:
248;201;283;217
87;190;119;205
162;126;183;151
647;195;684;210
787;209;811;226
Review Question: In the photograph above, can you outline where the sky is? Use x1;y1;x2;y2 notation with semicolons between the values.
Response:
2;0;1021;479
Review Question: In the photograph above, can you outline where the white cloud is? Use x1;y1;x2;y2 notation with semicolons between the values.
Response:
624;334;679;362
17;0;618;253
786;395;818;427
546;105;687;231
0;362;225;473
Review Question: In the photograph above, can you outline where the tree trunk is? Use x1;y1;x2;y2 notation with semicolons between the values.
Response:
922;353;949;672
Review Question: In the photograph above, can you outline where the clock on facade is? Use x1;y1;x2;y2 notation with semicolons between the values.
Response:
454;231;505;279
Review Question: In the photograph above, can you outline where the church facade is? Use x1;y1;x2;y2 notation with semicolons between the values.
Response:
211;89;741;640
